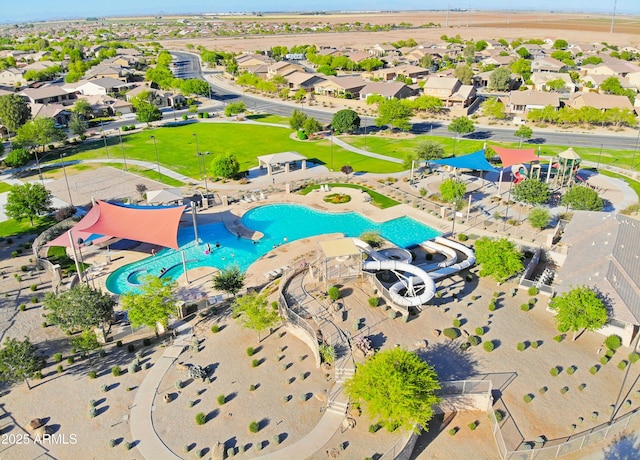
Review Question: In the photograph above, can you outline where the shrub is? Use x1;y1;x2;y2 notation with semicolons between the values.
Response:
31;296;38;304
452;318;462;327
483;341;494;352
10;251;18;258
443;328;459;340
252;359;259;368
217;394;226;405
468;335;481;346
618;360;628;370
128;363;138;374
211;324;220;333
531;341;539;349
195;412;206;425
57;364;63;373
600;356;609;365
553;335;564;343
488;302;496;311
520;304;531;312
567;366;576;375
54;353;63;362
523;394;533;403
460;342;470;352
112;365;121;377
468;421;477;430
246;347;255;356
143;338;151;346
368;297;379;307
475;327;484;336
579;383;586;391
494;410;504;422
539;386;547;394
109;439;117;448
629;352;640;364
605;335;622;351
30;284;38;292
560;386;569;394
449;427;458;436
528;286;539;296
590;366;598;375
550;367;560;376
517;342;526;351
67;356;74;364
88;407;97;418
175;380;183;389
458;233;468;241
127;344;135;353
249;421;260;433
116;340;123;347
369;423;381;433
21;265;28;272
249;384;256;391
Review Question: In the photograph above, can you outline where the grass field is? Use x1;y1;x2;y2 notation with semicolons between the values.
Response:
52;122;405;176
299;183;399;209
0;216;55;239
0;182;13;194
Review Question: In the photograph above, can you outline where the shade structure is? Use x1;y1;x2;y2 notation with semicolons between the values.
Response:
430;149;498;172
491;146;539;169
44;205;103;248
81;200;186;250
146;188;183;205
558;147;581;160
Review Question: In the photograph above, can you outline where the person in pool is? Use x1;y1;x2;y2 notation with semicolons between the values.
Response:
215;241;221;248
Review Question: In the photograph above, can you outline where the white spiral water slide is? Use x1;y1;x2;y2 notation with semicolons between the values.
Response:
356;237;475;308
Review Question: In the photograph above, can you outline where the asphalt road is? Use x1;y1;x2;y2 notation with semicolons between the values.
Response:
163;51;640;151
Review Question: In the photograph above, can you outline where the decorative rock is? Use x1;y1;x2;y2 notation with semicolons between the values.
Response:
163;394;172;403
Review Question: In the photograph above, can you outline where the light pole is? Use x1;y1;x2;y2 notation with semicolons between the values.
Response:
101;122;110;159
200;152;210;198
60;154;73;206
596;144;604;169
33;150;44;187
631;128;640;170
503;181;513;232
192;133;201;176
149;135;161;181
119;128;128;172
330;128;334;171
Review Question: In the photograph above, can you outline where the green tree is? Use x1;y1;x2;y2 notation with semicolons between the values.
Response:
120;275;178;335
475;40;488;51
289;109;307;131
69;330;102;357
3;148;31;168
179;78;210;96
340;165;353;182
68;113;88;136
0;337;46;390
15;117;65;153
482;99;506;120
211;152;240;179
359;231;384;249
439;178;466;209
375;99;413;132
545;78;566;92
232;291;279;342
561;185;604;211
474;237;523;282
317;65;337;76
331;109;360;133
510;58;531;81
552;39;568;50
224;101;246;117
0;94;31;133
213;265;245;298
514;125;533;147
5;182;52;226
527;207;551;231
135;101;162;125
302;116;322;134
344;347;441;432
489;67;512;91
454;64;473;85
581;56;603;65
512;179;550;206
411;95;443;114
44;284;115;332
549;286;608;340
415;140;444;161
71;99;93;119
448;116;475;155
516;47;530;59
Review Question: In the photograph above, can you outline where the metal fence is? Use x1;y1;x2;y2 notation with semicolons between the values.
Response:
488;399;640;459
362;271;409;316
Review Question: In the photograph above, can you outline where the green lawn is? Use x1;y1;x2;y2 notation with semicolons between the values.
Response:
0;182;12;194
0;216;56;239
47;245;88;274
299;183;400;209
246;113;289;125
51;123;405;176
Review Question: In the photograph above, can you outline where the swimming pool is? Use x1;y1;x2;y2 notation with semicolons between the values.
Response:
105;203;440;294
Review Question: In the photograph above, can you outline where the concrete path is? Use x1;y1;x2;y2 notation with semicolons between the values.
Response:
330;135;404;164
129;321;192;460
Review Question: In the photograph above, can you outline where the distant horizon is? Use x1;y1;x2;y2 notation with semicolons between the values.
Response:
2;1;639;25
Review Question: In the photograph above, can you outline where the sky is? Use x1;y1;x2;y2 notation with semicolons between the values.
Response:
2;0;639;23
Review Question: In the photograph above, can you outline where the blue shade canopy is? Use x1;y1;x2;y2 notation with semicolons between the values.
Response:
430;149;499;172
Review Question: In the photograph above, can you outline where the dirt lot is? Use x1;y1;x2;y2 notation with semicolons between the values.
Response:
160;11;640;52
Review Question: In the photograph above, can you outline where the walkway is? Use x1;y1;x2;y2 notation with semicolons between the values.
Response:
129;320;192;460
329;136;403;164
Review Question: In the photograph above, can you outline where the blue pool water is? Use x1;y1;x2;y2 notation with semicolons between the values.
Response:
105;204;439;294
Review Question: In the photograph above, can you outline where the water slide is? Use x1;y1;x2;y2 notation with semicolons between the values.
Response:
355;237;475;308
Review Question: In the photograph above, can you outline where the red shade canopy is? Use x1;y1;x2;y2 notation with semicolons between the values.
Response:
81;200;186;250
45;205;102;248
491;146;539;169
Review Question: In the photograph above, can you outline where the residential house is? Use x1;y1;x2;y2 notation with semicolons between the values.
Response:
589;62;640;78
555;212;640;347
359;81;415;100
316;48;342;58
125;84;186;108
480;54;515;68
422;77;477;107
0;68;26;87
243;64;270;80
506;90;560;114
521;44;546;59
485;40;508;50
370;65;429;82
314;76;368;98
85;63;132;82
29;103;70;126
530;72;576;92
76;77;134;96
531;56;567;73
569;43;600;56
236;53;274;71
568;92;635;112
369;44;396;57
267;61;305;78
626;71;640;89
21;61;59;72
20;84;76;105
284;72;326;92
581;74;635;91
345;51;374;65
